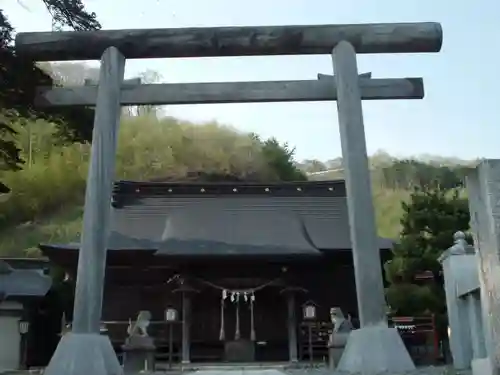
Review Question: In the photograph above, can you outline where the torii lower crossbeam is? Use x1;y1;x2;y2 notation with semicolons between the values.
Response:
35;77;424;107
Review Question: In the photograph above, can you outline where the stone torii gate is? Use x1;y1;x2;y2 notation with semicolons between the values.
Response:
16;22;442;375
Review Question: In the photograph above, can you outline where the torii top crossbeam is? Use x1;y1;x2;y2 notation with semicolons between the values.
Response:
15;22;442;61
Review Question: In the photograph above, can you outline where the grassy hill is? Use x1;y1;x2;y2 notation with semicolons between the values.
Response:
0;113;468;257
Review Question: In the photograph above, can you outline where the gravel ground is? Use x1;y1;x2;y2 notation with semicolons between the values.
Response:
0;365;473;375
285;365;470;375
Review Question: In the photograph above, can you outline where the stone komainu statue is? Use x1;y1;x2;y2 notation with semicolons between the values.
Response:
127;310;152;337
329;307;353;347
330;307;354;333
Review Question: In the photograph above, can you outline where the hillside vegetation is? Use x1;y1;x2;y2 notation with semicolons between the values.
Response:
0;110;471;257
307;159;472;242
0;52;472;257
0;115;305;257
0;0;473;258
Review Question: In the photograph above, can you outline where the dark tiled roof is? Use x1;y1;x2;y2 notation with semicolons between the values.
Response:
40;180;395;257
159;206;321;256
0;259;52;299
40;231;158;252
110;195;394;251
0;257;50;270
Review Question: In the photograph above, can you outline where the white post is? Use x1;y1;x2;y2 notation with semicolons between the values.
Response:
332;41;415;374
467;293;486;359
439;233;474;369
42;47;126;375
467;160;500;375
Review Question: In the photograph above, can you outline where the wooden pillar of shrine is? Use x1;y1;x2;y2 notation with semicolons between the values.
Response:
281;287;307;363
181;292;191;364
173;283;198;364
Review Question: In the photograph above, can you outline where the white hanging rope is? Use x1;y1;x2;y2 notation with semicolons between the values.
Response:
195;277;281;295
235;296;241;340
219;290;225;341
193;277;279;342
250;291;256;341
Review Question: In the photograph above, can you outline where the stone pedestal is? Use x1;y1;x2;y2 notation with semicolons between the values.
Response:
328;346;336;370
337;324;415;375
328;332;350;369
472;357;495;375
122;335;156;374
439;240;476;369
43;333;122;375
467;293;487;360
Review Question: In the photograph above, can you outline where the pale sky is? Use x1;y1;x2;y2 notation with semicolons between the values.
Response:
2;0;499;161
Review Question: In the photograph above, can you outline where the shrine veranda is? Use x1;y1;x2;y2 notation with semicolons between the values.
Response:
15;22;443;375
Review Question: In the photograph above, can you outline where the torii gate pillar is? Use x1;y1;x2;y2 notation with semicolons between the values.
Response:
42;47;125;375
332;41;415;374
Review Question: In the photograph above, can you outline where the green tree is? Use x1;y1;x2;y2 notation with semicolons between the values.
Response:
0;1;100;174
252;135;307;181
39;0;100;31
384;185;470;316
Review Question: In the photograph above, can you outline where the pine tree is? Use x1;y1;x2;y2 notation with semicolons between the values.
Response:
384;186;470;316
0;1;100;175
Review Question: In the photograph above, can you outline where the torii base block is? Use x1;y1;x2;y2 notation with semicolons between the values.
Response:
337;323;415;375
43;333;123;375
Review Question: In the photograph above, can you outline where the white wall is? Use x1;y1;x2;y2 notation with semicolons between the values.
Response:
0;301;22;372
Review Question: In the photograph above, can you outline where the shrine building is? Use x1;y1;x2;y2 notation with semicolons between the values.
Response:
39;179;394;364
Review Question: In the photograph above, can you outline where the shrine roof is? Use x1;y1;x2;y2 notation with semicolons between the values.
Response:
0;258;52;300
40;232;158;252
39;179;396;259
158;206;322;256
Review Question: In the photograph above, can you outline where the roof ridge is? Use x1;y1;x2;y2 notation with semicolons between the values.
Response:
115;179;346;187
112;180;346;208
